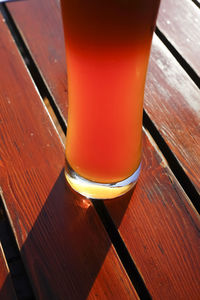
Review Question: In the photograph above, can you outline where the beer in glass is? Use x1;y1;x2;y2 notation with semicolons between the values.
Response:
61;0;160;199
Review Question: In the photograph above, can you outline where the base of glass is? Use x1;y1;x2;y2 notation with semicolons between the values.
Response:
65;162;141;200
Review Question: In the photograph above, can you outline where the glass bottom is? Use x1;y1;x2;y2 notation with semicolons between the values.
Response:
65;161;141;199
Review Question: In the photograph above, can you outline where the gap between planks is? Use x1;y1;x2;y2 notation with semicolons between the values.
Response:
155;27;200;90
191;0;200;9
0;196;36;300
0;3;67;137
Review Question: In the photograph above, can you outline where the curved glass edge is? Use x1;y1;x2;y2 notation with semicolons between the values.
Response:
65;161;141;200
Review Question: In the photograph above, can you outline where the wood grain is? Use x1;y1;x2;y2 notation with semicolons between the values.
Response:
157;0;200;76
0;14;139;300
104;129;200;299
0;243;17;300
145;35;200;194
7;0;68;120
6;0;200;193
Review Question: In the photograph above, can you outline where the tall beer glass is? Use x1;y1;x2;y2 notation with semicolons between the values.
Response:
61;0;160;199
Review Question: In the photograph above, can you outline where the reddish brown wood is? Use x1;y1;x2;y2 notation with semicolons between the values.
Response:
7;0;200;193
145;35;200;194
8;0;68;120
104;130;200;299
0;14;139;300
157;0;200;76
0;244;17;300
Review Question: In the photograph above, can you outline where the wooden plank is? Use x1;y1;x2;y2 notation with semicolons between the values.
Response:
0;201;35;299
157;0;200;76
7;0;68;120
0;243;17;300
6;0;200;193
145;35;200;194
0;14;139;300
104;130;200;299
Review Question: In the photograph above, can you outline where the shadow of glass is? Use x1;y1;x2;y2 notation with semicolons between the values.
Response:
0;273;17;300
2;168;132;299
102;187;136;228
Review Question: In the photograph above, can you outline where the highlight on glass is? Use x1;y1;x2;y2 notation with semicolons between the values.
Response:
61;0;160;199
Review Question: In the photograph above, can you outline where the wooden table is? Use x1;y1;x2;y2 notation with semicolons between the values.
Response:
0;0;199;299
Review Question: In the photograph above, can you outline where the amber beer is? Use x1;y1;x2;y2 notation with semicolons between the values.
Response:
61;0;160;199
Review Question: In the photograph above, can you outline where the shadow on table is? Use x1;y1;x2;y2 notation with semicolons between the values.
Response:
102;188;135;228
0;274;18;300
0;168;133;299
